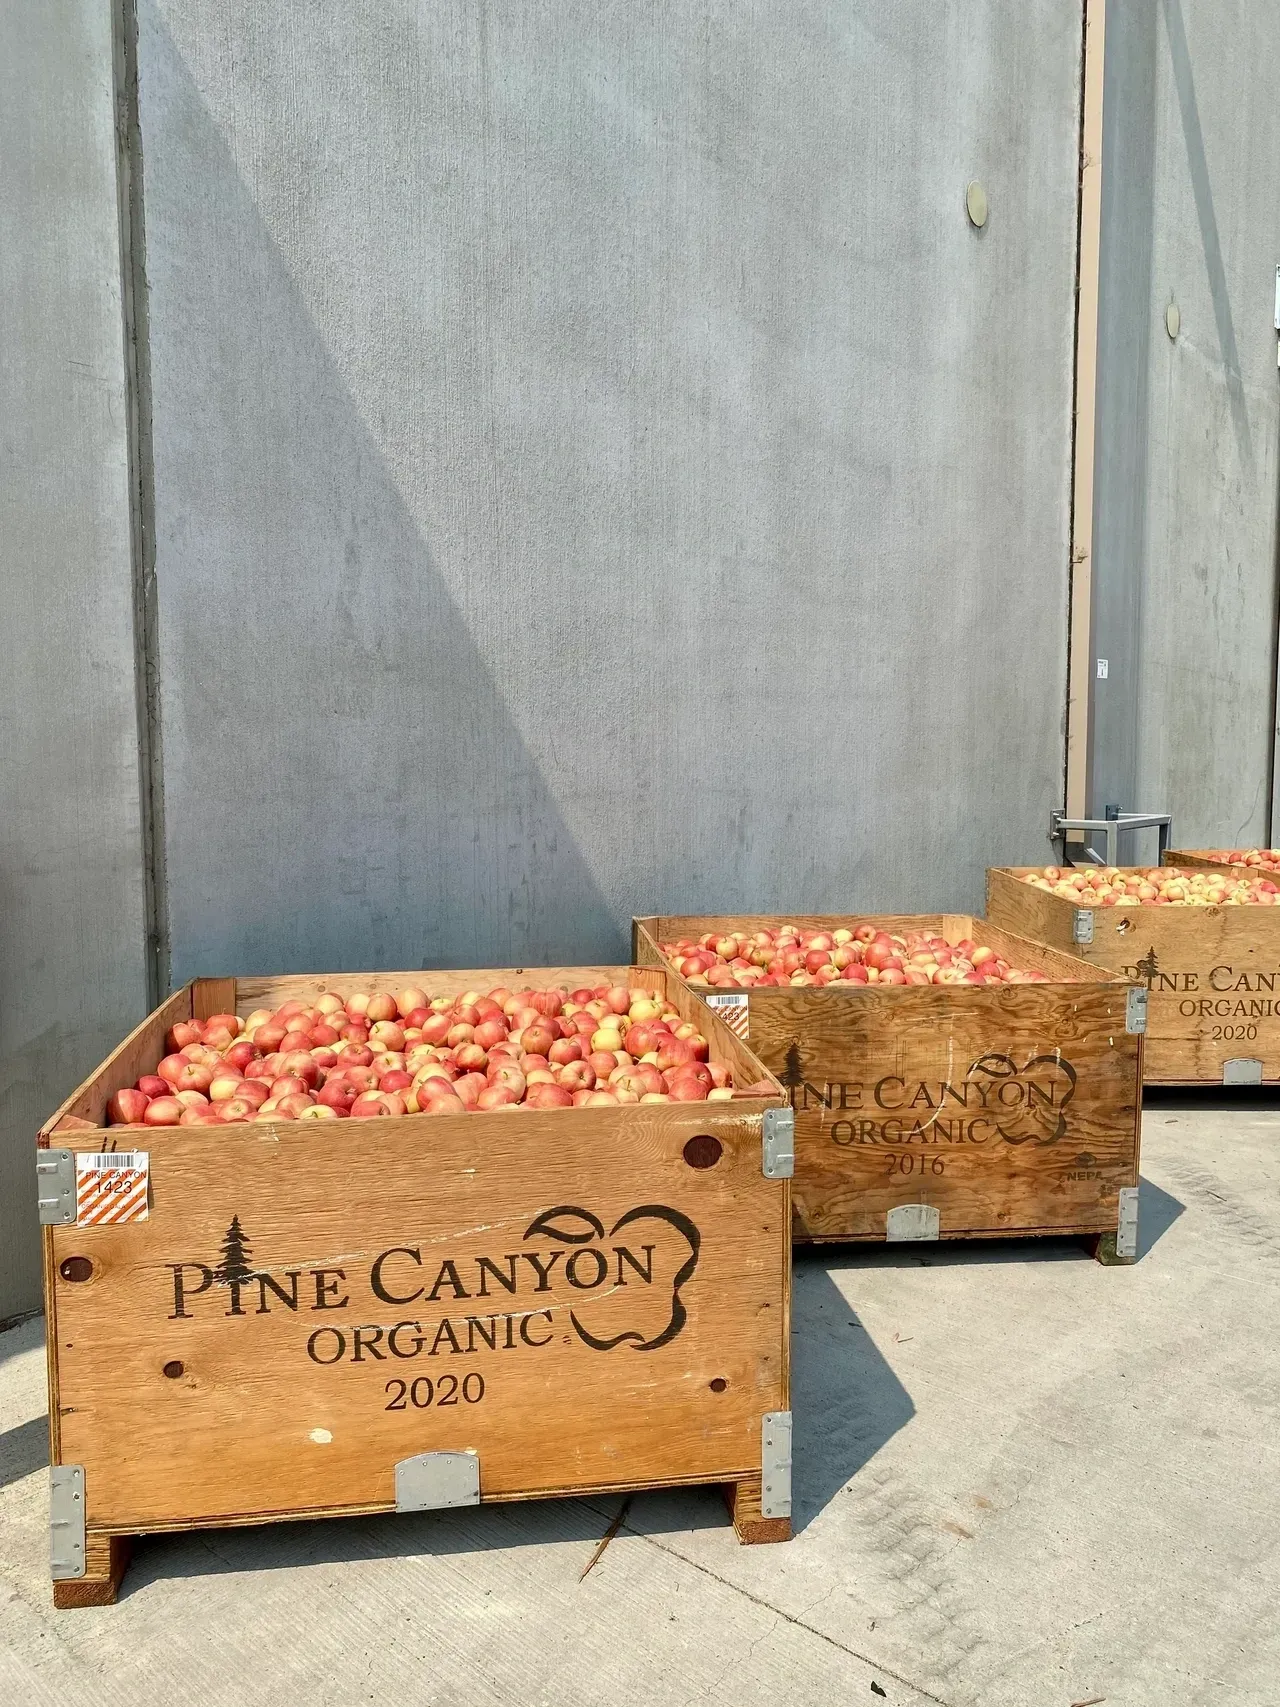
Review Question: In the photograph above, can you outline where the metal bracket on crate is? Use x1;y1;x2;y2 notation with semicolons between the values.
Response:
1223;1058;1264;1086
1116;1186;1140;1261
1050;809;1173;868
886;1203;940;1242
1125;988;1148;1034
761;1107;795;1180
395;1451;480;1513
1073;908;1095;946
761;1412;792;1520
36;1150;76;1226
50;1465;86;1580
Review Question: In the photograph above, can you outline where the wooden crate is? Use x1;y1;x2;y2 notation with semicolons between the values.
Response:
633;915;1142;1256
987;867;1280;1084
1163;848;1280;878
38;965;791;1608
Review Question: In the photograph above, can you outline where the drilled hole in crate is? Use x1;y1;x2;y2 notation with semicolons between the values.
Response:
709;1377;728;1393
683;1135;723;1170
162;1361;184;1379
1116;918;1133;933
59;1257;92;1283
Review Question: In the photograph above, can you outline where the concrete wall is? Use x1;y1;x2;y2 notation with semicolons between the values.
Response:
136;0;1083;983
1094;0;1280;852
0;0;151;1318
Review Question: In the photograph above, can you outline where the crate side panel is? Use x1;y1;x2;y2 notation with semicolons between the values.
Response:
984;870;1083;956
49;1107;787;1528
234;966;649;1012
745;984;1140;1239
1068;904;1280;1080
42;987;194;1138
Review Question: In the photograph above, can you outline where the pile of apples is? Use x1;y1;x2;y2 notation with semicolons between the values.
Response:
1201;849;1280;875
106;984;744;1128
1020;866;1279;907
659;924;1053;988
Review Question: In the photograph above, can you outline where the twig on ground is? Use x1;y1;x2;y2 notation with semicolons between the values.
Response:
580;1496;632;1581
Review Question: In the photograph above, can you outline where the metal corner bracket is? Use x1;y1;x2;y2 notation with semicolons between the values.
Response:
761;1411;792;1519
50;1464;86;1579
1223;1058;1263;1086
395;1450;480;1513
886;1203;940;1242
1073;908;1095;946
1116;1186;1139;1260
1125;987;1147;1034
37;1150;76;1226
762;1106;794;1179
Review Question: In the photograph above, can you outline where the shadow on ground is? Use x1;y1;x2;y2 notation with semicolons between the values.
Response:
114;1258;915;1597
0;1414;48;1491
1145;1085;1280;1114
798;1174;1184;1273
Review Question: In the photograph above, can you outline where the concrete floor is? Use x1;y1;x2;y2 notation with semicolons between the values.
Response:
3;1097;1277;1706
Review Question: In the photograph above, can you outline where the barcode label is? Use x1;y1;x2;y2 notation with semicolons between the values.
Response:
74;1150;149;1225
704;991;750;1039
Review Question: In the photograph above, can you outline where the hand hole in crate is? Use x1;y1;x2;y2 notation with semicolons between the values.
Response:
163;1361;185;1379
1116;918;1134;933
683;1135;723;1170
59;1257;92;1283
709;1377;728;1393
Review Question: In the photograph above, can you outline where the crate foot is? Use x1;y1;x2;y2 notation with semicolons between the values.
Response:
722;1475;791;1544
52;1533;131;1609
1092;1232;1136;1267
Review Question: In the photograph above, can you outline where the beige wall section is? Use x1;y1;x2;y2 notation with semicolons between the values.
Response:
0;0;150;1316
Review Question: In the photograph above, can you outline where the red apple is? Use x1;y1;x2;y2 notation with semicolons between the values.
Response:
107;1087;151;1125
216;1097;257;1123
423;1091;467;1115
557;1061;596;1092
143;1095;183;1126
452;1073;487;1109
527;1082;574;1108
317;1079;358;1112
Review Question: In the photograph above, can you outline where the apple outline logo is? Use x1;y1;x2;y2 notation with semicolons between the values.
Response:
964;1052;1078;1145
523;1203;700;1351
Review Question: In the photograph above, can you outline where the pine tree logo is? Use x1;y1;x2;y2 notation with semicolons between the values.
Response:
213;1215;257;1314
781;1041;804;1109
1135;947;1159;988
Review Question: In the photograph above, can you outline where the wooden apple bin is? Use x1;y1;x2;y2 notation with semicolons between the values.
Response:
634;914;1142;1259
1163;848;1280;878
38;965;791;1609
989;865;1280;1084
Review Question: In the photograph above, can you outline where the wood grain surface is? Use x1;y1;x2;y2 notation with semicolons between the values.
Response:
988;868;1280;1082
634;915;1140;1242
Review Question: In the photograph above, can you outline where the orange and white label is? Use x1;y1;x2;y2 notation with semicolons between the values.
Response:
74;1151;150;1225
704;991;750;1040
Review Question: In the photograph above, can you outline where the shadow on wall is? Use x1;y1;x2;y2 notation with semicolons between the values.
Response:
1161;0;1253;480
143;11;621;983
140;3;1079;982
